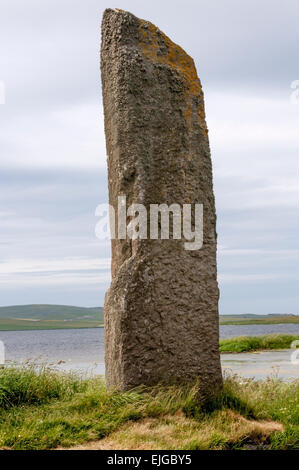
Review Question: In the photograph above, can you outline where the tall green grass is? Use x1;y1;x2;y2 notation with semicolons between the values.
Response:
0;365;298;450
219;334;299;353
0;365;84;408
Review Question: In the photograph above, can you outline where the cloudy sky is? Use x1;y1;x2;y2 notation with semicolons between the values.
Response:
0;0;298;313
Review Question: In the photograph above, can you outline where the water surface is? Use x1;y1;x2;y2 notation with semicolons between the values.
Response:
0;324;298;379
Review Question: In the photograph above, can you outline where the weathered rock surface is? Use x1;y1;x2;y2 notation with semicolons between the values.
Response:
101;9;222;396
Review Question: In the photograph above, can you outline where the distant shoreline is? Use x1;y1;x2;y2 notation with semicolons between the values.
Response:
0;318;299;333
0;321;105;332
0;305;298;331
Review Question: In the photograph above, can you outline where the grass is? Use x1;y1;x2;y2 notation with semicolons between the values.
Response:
0;305;104;330
0;318;103;331
0;309;298;331
219;334;299;353
0;305;104;321
220;315;299;325
0;365;298;450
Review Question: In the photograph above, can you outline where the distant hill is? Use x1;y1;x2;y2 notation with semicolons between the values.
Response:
0;304;103;321
219;314;299;325
0;306;298;331
0;305;104;330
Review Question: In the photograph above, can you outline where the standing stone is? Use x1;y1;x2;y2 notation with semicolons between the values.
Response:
101;9;222;397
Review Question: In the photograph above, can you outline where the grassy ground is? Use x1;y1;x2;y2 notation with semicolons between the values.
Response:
220;315;299;325
219;334;299;353
0;305;103;320
0;318;103;331
0;311;298;331
0;366;298;450
0;305;104;330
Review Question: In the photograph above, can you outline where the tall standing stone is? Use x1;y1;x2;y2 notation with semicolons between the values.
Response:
101;9;222;397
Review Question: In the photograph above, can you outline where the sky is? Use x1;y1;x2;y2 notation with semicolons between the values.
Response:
0;0;298;314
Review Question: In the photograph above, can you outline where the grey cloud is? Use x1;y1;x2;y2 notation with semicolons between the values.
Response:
1;0;298;114
0;0;298;311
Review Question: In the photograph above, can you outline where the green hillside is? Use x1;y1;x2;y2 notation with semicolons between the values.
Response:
0;305;104;331
0;304;103;321
0;306;298;331
219;314;299;325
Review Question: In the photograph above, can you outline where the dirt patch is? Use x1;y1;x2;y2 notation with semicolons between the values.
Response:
58;411;283;450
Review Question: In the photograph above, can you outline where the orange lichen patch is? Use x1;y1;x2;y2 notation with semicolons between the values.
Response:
138;20;199;92
138;19;208;136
